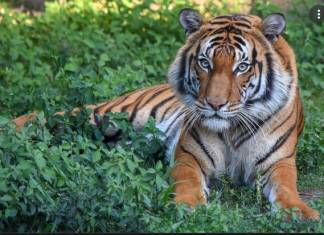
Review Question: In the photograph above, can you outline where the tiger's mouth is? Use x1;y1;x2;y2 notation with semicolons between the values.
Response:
200;114;232;131
200;109;238;120
204;112;224;119
194;100;242;121
186;102;241;131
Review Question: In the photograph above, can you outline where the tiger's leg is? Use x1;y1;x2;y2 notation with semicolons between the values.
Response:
262;157;320;220
13;104;99;132
14;111;38;131
172;145;209;207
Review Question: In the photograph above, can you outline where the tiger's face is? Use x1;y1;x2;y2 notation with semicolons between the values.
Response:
169;9;292;132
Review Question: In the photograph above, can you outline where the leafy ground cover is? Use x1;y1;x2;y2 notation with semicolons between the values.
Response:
0;0;323;232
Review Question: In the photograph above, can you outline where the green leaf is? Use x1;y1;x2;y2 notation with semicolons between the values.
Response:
5;208;17;218
0;181;8;192
126;159;136;173
98;53;110;67
17;160;33;172
92;151;101;163
57;177;65;187
34;151;46;170
26;187;34;196
65;62;79;72
0;116;9;126
155;175;166;189
0;195;13;202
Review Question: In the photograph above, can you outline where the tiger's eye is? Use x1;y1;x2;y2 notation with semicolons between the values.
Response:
198;58;210;70
237;63;249;72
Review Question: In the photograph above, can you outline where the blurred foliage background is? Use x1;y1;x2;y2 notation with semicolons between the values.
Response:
0;0;323;232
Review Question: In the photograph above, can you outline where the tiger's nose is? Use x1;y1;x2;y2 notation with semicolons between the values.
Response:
206;97;227;111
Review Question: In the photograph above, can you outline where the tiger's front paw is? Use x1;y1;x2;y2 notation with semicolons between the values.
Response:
175;192;207;208
301;207;320;221
276;201;320;221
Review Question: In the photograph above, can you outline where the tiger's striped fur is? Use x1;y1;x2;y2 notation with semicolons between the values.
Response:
14;10;319;220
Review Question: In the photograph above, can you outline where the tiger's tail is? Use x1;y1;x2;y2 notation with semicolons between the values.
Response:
13;111;39;131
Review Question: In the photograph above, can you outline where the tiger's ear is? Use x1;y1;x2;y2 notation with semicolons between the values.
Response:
262;13;286;43
179;8;203;36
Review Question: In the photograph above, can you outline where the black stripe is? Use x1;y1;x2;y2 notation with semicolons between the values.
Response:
251;45;257;66
187;54;194;82
260;149;295;178
229;27;242;35
250;62;263;99
233;36;246;46
242;52;247;60
159;100;179;122
270;108;294;134
212;28;227;35
197;30;215;44
225;25;237;33
206;41;220;53
206;42;218;55
190;128;216;168
195;43;201;55
94;99;116;114
209;36;224;44
247;52;274;104
233;116;268;149
260;150;295;189
233;42;243;52
218;132;225;142
121;103;130;113
165;110;184;134
234;17;251;24
256;124;296;166
177;41;196;95
120;89;154;113
209;20;230;25
150;95;175;119
103;90;143;114
234;22;251;29
107;95;130;113
129;87;169;122
186;55;199;98
248;81;255;90
180;145;208;180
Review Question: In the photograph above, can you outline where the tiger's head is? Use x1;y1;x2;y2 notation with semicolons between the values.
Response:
168;9;295;132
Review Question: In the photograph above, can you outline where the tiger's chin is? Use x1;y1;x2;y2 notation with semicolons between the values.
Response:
200;116;231;132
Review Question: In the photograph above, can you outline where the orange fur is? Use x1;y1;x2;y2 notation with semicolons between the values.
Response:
268;157;320;220
172;144;207;207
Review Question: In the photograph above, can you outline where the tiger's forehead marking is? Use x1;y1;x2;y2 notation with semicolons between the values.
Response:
190;14;263;63
198;23;251;61
209;14;252;25
208;14;261;27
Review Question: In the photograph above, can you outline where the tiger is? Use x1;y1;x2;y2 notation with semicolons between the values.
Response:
13;8;320;220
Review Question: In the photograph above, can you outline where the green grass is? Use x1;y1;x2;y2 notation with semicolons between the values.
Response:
0;0;323;232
